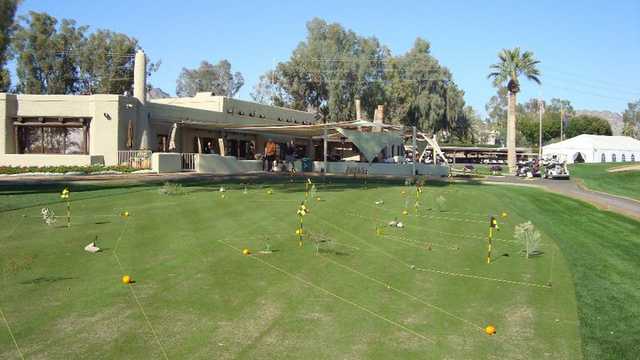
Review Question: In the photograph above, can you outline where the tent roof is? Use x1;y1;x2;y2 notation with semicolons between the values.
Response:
543;134;640;152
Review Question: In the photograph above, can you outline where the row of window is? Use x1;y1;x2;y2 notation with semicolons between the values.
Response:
17;126;88;155
601;153;637;163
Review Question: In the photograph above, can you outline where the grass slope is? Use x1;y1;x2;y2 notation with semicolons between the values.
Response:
0;178;638;359
570;163;640;200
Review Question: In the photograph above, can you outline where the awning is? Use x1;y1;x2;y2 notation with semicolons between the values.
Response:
169;119;403;138
336;128;404;163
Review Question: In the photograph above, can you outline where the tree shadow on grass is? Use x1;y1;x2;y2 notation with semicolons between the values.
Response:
20;276;74;285
1;174;489;214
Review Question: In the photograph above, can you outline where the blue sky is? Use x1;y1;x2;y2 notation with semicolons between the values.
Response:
13;0;640;117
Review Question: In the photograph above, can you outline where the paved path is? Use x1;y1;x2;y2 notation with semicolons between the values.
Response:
481;176;640;221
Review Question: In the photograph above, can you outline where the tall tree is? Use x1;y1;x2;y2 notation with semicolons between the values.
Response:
176;59;244;97
13;11;86;94
565;115;612;138
0;0;19;91
253;18;388;121
255;19;467;135
622;99;640;138
77;30;138;95
384;38;466;135
488;48;541;172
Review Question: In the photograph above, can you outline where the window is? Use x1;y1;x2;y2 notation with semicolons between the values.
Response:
16;118;88;154
622;154;626;162
601;153;606;163
632;154;636;162
612;153;617;162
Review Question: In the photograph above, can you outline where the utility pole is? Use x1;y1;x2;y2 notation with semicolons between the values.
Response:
538;98;543;158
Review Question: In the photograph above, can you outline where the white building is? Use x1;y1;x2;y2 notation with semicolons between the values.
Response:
542;134;640;164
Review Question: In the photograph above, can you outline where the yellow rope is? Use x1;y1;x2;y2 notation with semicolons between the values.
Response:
319;255;484;331
413;266;551;289
317;215;551;290
112;220;170;360
217;239;435;344
0;305;24;360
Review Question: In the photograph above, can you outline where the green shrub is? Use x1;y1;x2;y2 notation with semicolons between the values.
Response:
0;165;144;175
158;182;185;196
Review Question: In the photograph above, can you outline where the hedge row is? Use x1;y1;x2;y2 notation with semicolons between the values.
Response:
0;165;145;175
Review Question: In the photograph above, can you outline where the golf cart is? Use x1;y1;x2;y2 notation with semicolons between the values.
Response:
541;155;570;180
516;159;542;178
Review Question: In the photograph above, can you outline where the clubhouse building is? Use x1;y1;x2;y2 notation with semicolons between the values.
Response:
0;50;447;177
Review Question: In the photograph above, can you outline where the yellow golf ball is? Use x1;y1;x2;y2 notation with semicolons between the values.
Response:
242;248;250;256
501;212;508;218
402;210;409;215
485;325;496;335
121;275;131;284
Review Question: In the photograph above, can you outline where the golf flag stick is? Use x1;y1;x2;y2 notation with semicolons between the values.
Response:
297;202;308;247
487;216;499;264
298;216;304;247
61;186;70;227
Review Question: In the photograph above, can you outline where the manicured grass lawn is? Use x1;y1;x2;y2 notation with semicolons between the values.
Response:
570;163;640;200
1;178;638;359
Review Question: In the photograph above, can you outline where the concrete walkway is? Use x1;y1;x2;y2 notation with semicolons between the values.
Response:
481;176;640;221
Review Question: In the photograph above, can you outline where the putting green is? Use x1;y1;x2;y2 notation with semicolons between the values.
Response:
0;178;637;359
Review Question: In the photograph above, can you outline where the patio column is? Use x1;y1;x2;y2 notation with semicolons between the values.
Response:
306;138;315;161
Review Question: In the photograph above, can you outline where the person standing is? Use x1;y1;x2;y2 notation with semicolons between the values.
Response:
285;140;296;171
265;139;277;171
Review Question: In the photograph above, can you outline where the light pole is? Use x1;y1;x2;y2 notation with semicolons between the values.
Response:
538;98;543;158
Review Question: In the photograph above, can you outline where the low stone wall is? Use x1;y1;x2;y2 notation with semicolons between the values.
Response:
196;154;262;175
306;161;448;177
0;154;104;167
152;153;182;173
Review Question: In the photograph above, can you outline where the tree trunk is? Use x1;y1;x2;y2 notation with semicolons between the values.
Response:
507;91;517;174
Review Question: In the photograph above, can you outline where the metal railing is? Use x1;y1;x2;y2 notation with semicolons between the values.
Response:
181;153;197;171
118;150;152;169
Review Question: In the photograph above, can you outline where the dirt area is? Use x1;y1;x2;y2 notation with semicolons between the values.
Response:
607;164;640;172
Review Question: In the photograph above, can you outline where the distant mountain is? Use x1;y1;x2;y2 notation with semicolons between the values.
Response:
576;110;624;135
148;87;171;99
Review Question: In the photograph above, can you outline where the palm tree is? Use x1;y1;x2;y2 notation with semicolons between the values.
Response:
488;48;541;173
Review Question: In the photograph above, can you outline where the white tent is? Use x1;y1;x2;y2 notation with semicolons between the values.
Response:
542;134;640;164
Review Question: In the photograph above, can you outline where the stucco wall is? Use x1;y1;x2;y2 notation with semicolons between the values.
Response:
90;95;126;166
0;93;132;166
222;97;316;124
0;154;104;167
151;152;182;173
196;154;262;174
306;161;449;177
0;94;13;154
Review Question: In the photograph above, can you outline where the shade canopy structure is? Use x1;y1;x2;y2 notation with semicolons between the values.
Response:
336;128;404;162
171;119;403;138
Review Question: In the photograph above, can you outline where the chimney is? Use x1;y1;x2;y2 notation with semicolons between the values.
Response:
133;50;146;104
355;99;362;121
